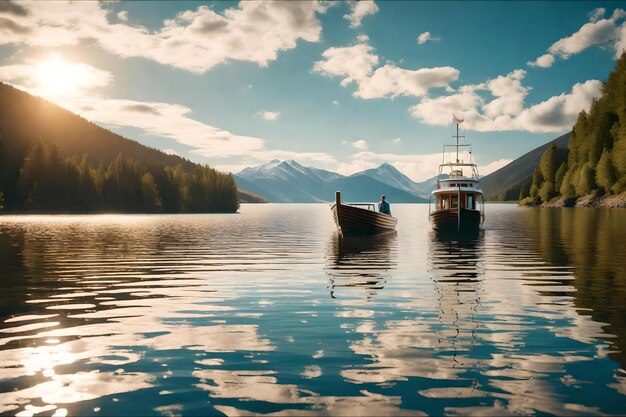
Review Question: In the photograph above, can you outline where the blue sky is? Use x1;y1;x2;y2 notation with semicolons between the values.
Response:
0;1;624;181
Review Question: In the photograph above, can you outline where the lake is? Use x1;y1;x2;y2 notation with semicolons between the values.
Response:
0;204;625;416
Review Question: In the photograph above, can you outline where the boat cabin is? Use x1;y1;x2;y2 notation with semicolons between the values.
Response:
433;169;482;211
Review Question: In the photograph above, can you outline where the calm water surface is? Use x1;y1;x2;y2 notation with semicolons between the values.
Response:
0;204;625;416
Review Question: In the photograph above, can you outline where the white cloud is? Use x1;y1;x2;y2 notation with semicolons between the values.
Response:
337;151;443;182
588;8;605;23
528;8;626;68
482;69;529;118
549;18;617;58
613;9;626;21
356;64;459;99
117;10;128;22
77;98;265;158
0;58;338;163
514;79;602;132
392;138;401;145
527;53;555;68
313;43;379;87
332;100;339;105
417;31;440;45
0;0;329;73
352;139;368;150
313;38;459;99
259;111;280;121
409;85;484;127
615;22;626;57
344;1;379;28
409;69;602;133
479;158;512;176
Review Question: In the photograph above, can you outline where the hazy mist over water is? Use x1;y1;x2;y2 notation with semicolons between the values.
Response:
0;204;625;416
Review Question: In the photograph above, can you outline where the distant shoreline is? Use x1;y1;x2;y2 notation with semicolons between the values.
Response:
531;194;626;209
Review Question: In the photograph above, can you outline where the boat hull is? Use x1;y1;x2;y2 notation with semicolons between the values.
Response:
430;208;482;232
331;203;397;235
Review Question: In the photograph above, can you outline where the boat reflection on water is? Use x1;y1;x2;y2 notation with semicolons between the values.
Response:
428;229;485;356
325;231;398;300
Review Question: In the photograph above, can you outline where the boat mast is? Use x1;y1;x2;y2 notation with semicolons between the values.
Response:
452;116;464;164
456;122;459;163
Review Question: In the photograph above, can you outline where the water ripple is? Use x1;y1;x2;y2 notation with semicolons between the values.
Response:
0;205;625;416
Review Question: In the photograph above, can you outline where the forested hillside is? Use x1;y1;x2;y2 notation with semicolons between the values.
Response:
0;83;242;213
520;53;626;205
480;133;570;201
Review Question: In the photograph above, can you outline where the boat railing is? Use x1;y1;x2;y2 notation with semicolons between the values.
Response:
435;162;481;189
347;202;377;211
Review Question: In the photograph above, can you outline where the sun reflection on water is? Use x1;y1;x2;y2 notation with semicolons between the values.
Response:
0;205;624;415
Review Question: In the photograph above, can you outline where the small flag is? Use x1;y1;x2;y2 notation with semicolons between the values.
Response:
452;114;464;124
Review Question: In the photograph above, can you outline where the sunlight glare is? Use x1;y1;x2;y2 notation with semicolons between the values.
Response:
34;55;96;98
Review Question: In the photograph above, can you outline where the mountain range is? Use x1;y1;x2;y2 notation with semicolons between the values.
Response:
0;83;573;207
234;160;441;203
236;130;572;204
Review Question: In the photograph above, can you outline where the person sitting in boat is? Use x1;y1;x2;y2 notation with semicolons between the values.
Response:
378;195;391;215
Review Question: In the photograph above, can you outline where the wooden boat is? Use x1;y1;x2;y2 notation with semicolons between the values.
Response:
331;191;397;234
429;116;485;233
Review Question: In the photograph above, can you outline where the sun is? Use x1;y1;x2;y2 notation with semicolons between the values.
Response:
33;55;92;98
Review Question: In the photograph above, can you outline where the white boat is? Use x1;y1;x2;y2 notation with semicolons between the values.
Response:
429;116;485;233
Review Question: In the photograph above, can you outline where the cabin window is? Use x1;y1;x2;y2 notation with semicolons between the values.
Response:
467;194;474;209
441;197;449;209
451;196;458;208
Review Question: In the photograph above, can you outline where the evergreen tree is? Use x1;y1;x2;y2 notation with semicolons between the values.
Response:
539;181;555;203
140;172;162;212
612;133;626;193
596;149;616;192
518;180;531;200
555;161;567;192
560;169;575;198
576;163;596;196
529;167;544;202
0;84;242;213
539;144;558;182
520;52;626;203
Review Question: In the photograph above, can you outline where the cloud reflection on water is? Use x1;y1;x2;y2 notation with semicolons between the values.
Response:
0;206;624;415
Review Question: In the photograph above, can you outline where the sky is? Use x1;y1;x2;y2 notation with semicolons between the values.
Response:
0;0;625;181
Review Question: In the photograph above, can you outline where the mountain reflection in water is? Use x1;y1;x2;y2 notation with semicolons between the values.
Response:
0;205;624;416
